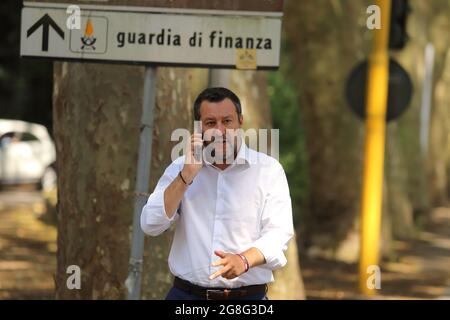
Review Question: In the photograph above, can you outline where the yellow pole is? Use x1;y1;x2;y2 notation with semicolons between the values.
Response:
359;0;392;296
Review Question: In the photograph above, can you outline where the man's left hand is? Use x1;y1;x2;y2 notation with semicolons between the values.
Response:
209;250;247;280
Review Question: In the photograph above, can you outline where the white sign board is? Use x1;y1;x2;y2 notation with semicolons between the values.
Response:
20;5;281;69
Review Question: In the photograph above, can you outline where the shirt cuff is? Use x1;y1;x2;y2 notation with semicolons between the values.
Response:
250;236;288;271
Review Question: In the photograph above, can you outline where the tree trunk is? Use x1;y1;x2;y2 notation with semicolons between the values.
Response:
387;0;450;226
425;1;450;206
53;62;144;299
54;63;208;299
140;68;209;299
284;0;371;261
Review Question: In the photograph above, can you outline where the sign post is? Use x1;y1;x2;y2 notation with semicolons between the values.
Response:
125;67;156;300
358;0;391;296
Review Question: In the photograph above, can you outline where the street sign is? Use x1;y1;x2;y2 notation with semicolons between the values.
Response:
20;3;282;69
346;58;413;122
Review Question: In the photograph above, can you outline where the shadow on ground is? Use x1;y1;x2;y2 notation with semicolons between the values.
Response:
301;207;450;299
0;188;56;299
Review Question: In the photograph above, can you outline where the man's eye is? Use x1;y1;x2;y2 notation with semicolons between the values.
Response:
224;119;232;124
205;122;214;126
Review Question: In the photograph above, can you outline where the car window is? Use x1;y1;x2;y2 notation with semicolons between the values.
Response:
19;132;40;142
0;132;17;140
0;131;40;143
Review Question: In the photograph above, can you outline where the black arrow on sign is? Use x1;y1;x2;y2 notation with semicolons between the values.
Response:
27;14;64;52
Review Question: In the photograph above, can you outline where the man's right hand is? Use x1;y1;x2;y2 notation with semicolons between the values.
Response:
181;133;203;184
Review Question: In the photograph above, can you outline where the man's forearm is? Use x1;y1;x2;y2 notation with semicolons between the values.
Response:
163;170;190;219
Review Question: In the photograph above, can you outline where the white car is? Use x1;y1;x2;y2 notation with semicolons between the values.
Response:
0;119;56;191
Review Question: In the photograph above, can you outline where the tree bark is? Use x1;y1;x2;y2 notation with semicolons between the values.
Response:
284;0;371;261
53;62;144;299
425;1;450;206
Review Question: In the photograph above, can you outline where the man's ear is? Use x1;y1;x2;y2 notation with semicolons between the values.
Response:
239;115;243;126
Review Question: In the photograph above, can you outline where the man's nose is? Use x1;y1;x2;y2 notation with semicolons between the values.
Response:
215;122;226;135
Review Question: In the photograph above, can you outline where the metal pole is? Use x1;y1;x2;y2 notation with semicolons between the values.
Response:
126;67;156;300
420;43;435;156
359;0;391;296
209;69;230;87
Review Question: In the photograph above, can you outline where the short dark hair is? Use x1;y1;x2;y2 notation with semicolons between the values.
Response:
193;87;242;121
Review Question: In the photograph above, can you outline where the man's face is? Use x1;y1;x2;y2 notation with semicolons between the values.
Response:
199;98;243;163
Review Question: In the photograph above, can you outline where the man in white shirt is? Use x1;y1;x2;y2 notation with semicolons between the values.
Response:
141;87;294;300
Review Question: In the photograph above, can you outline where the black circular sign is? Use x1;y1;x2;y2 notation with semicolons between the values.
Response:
346;58;413;122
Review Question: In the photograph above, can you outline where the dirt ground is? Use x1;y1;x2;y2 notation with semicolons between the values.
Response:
0;188;56;299
301;207;450;299
0;188;449;299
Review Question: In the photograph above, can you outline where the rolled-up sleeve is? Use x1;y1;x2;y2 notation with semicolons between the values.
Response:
250;163;294;270
140;160;182;237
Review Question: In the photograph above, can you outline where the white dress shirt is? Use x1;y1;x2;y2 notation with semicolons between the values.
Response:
140;141;294;288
